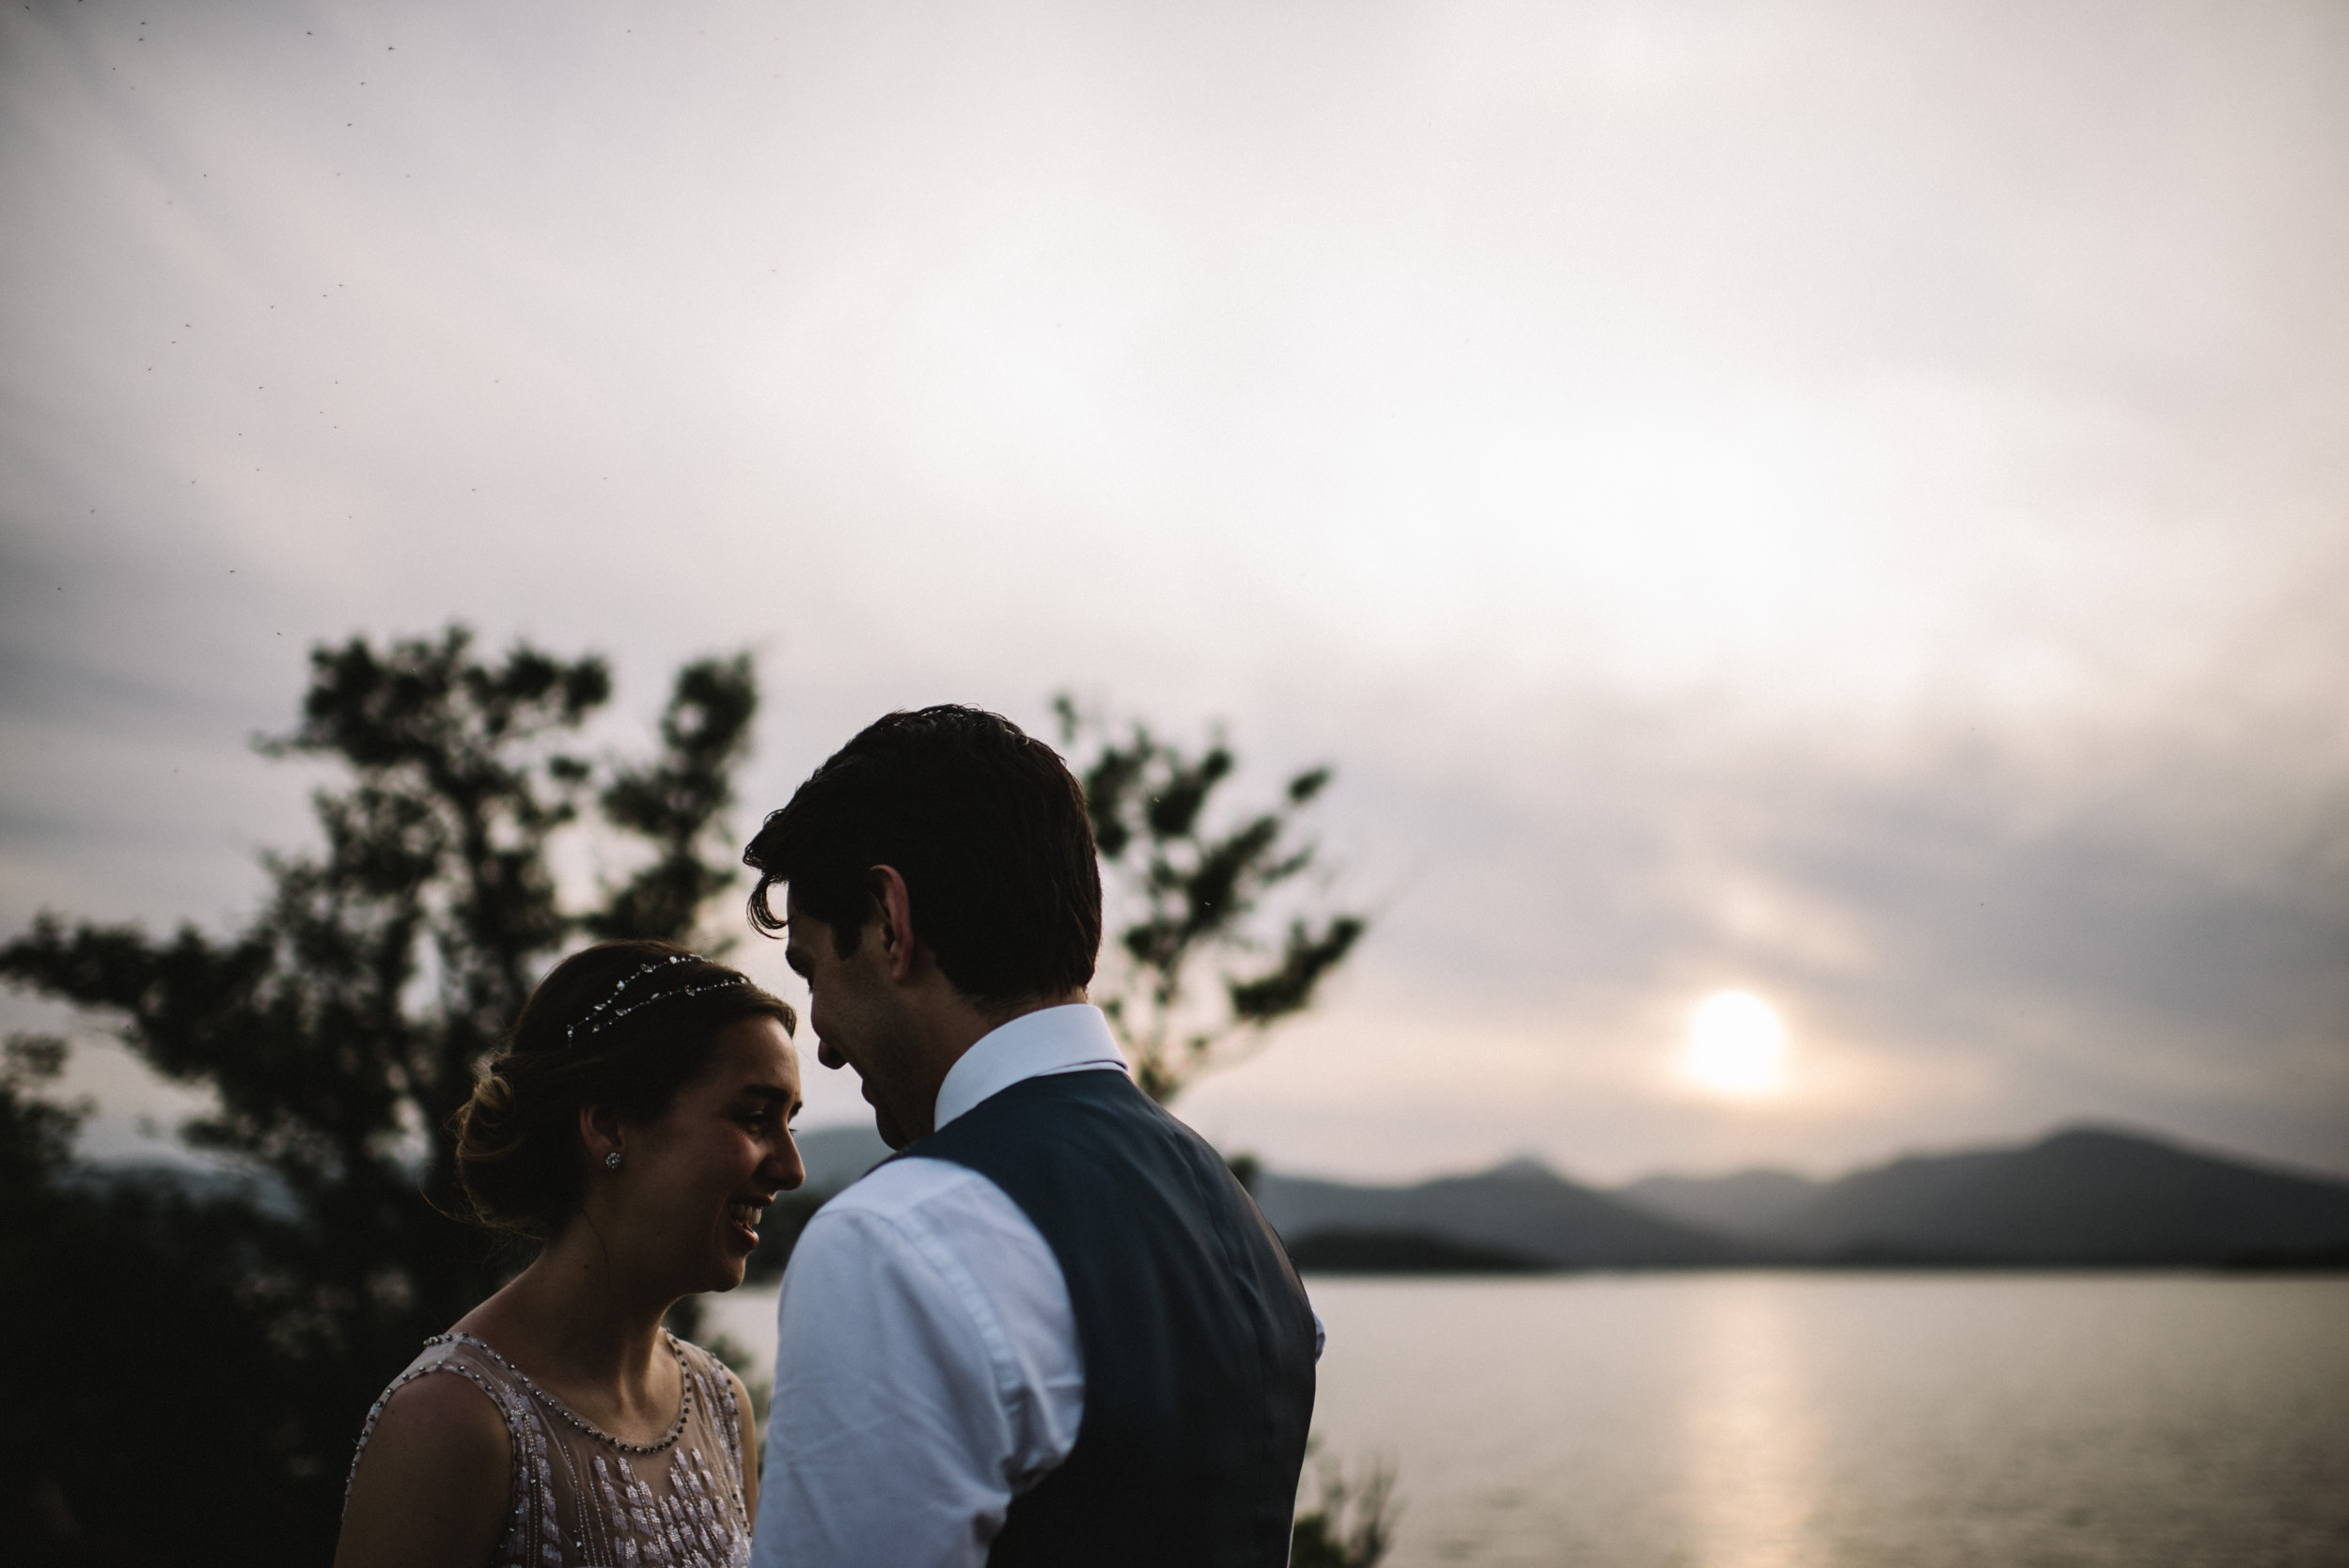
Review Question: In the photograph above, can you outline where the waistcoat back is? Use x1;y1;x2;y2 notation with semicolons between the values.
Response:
906;1069;1317;1568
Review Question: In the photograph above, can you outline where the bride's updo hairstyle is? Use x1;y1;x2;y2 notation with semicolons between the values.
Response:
453;939;795;1238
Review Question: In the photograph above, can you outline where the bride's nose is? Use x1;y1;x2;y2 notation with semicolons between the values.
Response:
766;1137;806;1192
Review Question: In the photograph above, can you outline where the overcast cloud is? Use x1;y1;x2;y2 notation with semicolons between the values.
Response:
5;0;2346;1182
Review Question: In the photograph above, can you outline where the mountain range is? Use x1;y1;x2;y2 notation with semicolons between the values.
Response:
1260;1126;2349;1270
792;1122;897;1192
1253;1158;1746;1268
765;1120;2349;1272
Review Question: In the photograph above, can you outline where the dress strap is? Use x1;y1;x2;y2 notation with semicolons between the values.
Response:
345;1338;546;1563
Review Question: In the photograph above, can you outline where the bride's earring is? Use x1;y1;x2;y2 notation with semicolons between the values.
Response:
605;1151;622;1171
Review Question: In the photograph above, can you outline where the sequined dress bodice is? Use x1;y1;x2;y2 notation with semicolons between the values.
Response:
347;1331;753;1568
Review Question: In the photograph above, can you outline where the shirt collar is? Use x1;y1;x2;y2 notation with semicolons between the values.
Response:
932;1003;1130;1131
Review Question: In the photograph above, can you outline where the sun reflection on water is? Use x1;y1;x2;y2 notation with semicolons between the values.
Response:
1677;1278;1822;1568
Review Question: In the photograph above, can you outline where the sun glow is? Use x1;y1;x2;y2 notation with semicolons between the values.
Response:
1682;991;1789;1097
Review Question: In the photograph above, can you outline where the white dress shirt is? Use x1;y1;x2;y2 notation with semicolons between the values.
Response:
750;1005;1318;1568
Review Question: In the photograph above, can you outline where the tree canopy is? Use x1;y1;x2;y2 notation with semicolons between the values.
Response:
0;626;757;1561
1056;697;1368;1104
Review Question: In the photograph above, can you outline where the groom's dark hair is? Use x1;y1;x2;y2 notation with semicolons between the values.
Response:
744;704;1102;1009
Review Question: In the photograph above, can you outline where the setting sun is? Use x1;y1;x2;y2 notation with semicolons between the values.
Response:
1682;991;1789;1097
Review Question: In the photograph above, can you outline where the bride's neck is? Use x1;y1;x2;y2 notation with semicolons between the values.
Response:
467;1225;678;1400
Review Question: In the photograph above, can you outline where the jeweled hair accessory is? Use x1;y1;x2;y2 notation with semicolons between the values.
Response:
566;952;752;1041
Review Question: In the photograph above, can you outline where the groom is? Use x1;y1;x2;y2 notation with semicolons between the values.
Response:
741;705;1320;1568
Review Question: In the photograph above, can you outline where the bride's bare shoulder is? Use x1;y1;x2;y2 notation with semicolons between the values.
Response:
335;1371;511;1568
368;1363;513;1446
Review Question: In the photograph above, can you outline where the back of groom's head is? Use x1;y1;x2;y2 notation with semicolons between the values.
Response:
744;704;1102;1010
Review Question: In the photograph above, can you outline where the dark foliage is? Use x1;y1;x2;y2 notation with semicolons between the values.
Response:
1053;697;1367;1103
0;628;758;1565
3;1035;316;1564
585;652;758;949
1290;1444;1399;1568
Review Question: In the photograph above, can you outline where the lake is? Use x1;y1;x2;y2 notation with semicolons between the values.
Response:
701;1272;2349;1567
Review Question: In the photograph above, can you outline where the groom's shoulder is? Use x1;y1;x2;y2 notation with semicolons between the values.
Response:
783;1154;1059;1308
803;1153;1038;1252
825;1152;1000;1217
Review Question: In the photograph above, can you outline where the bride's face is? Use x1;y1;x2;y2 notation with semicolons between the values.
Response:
615;1014;805;1296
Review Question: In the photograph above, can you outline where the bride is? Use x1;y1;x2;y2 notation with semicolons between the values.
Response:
337;940;805;1568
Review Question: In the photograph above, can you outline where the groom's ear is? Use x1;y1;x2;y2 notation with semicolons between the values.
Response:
869;865;918;984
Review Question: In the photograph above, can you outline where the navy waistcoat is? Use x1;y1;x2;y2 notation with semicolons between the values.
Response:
905;1068;1318;1568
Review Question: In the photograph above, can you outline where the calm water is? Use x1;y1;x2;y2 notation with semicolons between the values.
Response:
703;1273;2349;1567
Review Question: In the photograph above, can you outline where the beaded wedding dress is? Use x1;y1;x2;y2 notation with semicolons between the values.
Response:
347;1331;755;1568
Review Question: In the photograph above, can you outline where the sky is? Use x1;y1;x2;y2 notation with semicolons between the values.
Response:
5;0;2347;1184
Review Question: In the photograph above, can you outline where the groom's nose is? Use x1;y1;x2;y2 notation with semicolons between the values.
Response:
818;1039;847;1071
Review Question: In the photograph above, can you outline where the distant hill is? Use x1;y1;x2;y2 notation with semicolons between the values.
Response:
1268;1126;2349;1270
1282;1229;1551;1274
781;1118;2349;1274
1761;1126;2349;1265
793;1121;894;1193
1607;1125;2349;1265
60;1158;301;1220
1616;1168;1821;1238
1254;1157;1751;1267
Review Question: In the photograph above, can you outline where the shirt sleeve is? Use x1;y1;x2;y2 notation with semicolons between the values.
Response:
751;1161;1082;1568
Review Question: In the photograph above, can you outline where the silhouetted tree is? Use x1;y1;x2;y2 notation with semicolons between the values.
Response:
584;651;758;949
1290;1446;1399;1568
1055;697;1368;1104
0;626;759;1564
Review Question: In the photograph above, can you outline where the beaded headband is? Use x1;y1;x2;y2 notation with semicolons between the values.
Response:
565;952;753;1041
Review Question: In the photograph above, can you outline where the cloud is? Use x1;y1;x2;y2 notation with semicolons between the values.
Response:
1179;677;2349;1180
5;0;2346;1180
